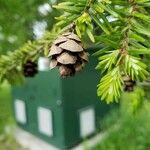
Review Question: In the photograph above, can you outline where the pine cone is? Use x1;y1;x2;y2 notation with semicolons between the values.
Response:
139;54;144;59
122;76;136;92
49;32;89;77
23;60;38;77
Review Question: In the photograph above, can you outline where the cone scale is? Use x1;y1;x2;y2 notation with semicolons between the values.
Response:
49;32;89;78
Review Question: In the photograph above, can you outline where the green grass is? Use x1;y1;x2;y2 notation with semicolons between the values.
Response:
0;134;27;150
0;82;26;150
0;82;13;133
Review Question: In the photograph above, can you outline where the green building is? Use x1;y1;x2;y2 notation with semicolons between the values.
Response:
12;56;112;150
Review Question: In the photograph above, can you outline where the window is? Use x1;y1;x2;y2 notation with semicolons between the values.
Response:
37;107;53;137
79;107;95;137
14;100;27;124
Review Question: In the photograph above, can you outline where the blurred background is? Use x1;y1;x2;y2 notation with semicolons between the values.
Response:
0;0;150;150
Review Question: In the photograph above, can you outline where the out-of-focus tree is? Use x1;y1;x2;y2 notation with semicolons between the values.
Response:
0;0;58;54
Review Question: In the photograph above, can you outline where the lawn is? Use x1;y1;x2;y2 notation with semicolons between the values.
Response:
0;82;26;150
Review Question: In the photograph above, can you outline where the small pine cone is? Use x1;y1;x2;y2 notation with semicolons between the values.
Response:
139;54;144;59
122;76;136;92
49;32;89;77
23;60;38;77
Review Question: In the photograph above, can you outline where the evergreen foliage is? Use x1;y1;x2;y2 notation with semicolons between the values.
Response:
0;0;150;104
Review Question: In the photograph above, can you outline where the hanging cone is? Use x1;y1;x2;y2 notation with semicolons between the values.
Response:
122;76;136;92
23;60;38;77
59;65;75;78
139;54;144;59
48;32;89;77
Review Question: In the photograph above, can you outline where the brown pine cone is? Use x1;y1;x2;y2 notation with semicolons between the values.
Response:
49;32;89;77
139;54;144;59
23;60;38;77
122;76;136;92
